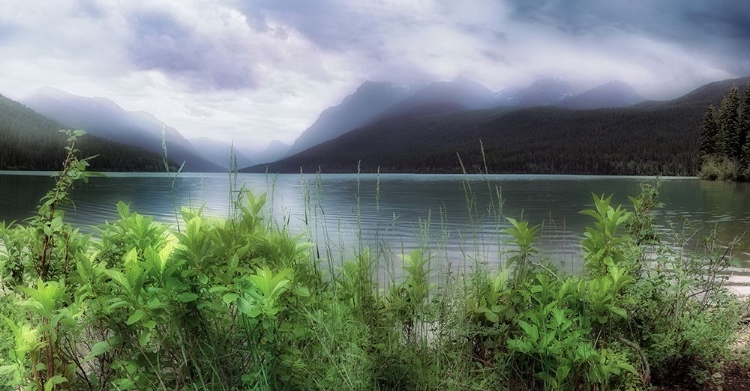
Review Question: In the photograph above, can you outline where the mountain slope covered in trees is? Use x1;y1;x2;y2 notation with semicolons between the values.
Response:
559;80;644;109
0;93;173;171
697;81;750;180
285;81;414;157
23;88;222;172
242;76;750;176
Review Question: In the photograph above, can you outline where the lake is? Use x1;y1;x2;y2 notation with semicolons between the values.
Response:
2;172;750;288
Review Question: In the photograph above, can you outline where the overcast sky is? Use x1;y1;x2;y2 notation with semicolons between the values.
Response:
1;0;749;150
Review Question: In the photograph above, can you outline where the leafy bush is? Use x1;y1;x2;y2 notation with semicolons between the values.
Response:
698;154;739;181
0;134;744;390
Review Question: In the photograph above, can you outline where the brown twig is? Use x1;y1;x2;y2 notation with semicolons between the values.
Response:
618;336;650;386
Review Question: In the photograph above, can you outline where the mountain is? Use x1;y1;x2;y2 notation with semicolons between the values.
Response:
241;76;750;176
23;88;222;172
560;80;644;109
515;78;574;107
374;79;497;120
0;93;172;171
188;137;254;169
284;81;413;157
494;86;521;106
659;76;750;108
243;140;291;164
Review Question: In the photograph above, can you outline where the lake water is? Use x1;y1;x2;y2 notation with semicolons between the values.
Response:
2;172;750;288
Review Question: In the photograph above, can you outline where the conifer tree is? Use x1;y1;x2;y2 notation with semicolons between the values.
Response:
699;105;719;160
717;85;741;159
740;82;750;177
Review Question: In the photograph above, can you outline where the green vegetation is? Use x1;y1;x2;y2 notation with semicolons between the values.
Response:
0;93;174;171
698;82;750;181
1;136;748;390
243;104;703;175
243;76;750;176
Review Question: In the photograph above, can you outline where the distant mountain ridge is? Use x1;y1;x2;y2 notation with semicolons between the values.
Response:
0;92;172;171
23;88;222;172
559;80;644;109
284;81;414;157
376;79;496;117
281;77;646;161
243;140;291;164
241;75;750;176
188;137;254;169
515;78;574;107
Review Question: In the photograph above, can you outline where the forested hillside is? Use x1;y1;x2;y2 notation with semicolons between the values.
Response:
22;88;221;172
0;94;173;171
243;76;750;175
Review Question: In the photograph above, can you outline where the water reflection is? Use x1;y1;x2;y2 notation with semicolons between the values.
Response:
2;173;750;280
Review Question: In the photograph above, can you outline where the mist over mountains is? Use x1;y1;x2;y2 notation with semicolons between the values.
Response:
0;92;170;171
241;75;750;176
23;88;222;172
243;140;291;165
280;77;647;161
4;74;747;175
284;81;414;157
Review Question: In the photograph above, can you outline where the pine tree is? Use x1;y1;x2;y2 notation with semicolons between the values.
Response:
699;105;719;160
740;82;750;177
717;85;742;159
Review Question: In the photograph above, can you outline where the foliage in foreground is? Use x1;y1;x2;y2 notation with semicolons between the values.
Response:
0;135;746;390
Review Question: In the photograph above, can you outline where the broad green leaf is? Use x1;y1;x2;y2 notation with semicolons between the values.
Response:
116;201;130;218
296;286;310;297
480;308;499;323
45;375;68;391
0;365;16;376
85;341;111;361
177;293;199;303
222;293;239;304
209;286;229;294
126;310;146;325
541;332;555;349
138;330;152;347
518;320;538;341
607;305;628;319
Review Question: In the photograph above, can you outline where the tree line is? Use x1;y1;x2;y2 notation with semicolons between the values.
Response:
698;82;750;180
0;94;172;171
247;103;704;176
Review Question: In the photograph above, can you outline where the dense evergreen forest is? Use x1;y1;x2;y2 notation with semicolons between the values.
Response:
0;94;174;171
697;82;750;181
244;76;750;175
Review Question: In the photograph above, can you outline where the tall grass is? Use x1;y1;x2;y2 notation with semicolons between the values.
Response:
0;135;747;390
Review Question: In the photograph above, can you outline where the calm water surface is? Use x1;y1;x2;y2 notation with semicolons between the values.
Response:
2;172;750;285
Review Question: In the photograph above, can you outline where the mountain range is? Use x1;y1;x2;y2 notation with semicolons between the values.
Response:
23;88;222;172
242;140;291;165
0;93;170;171
3;75;745;176
278;77;645;162
284;81;414;157
241;76;749;176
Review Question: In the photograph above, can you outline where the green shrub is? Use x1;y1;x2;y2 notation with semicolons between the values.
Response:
699;154;739;181
0;135;744;390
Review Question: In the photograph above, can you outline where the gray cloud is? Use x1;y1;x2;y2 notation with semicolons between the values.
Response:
1;0;750;149
507;0;750;74
237;0;372;51
232;0;750;99
0;23;19;43
127;10;258;90
73;0;106;18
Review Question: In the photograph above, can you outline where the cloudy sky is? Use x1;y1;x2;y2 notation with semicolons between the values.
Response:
1;0;749;150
